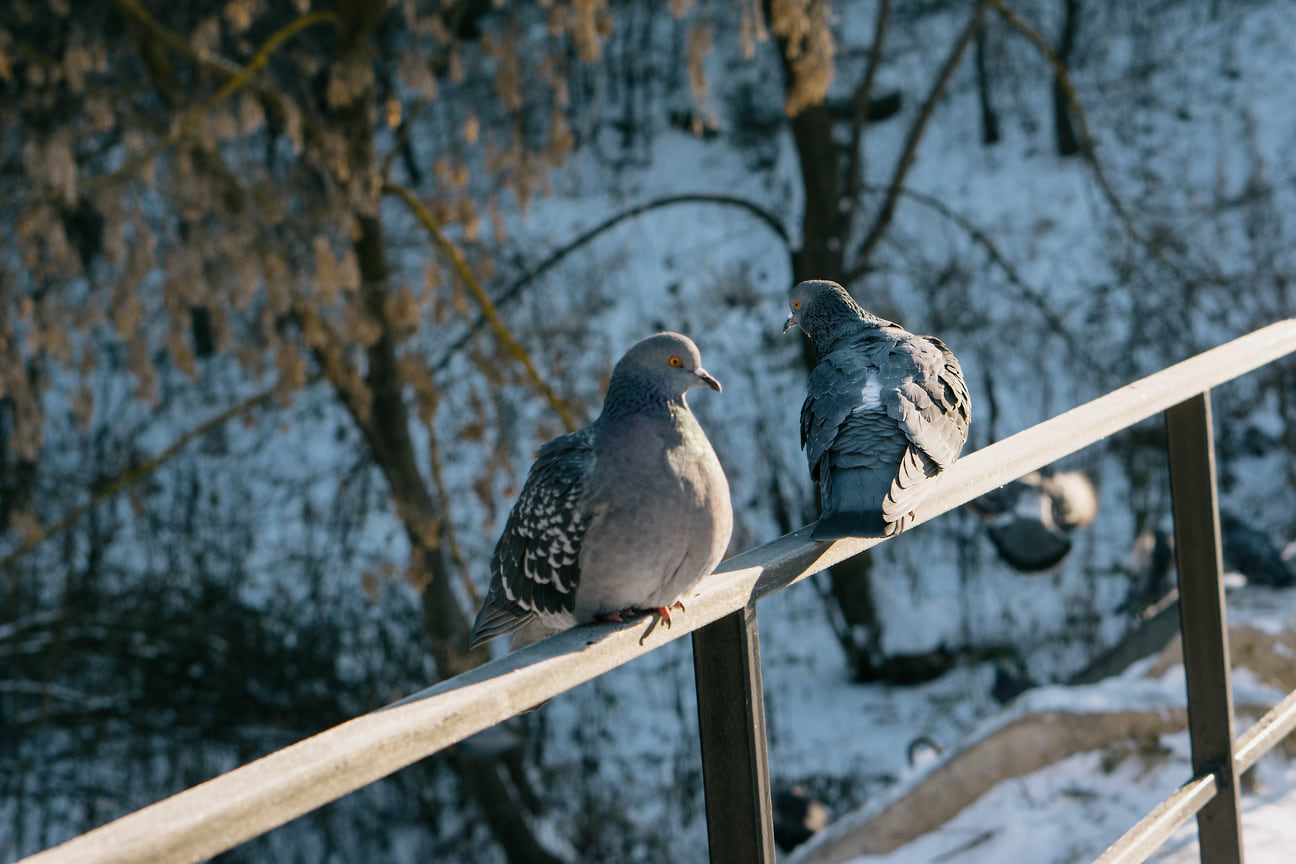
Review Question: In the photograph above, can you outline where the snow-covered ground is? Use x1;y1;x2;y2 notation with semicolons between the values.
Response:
783;583;1296;863
833;730;1296;864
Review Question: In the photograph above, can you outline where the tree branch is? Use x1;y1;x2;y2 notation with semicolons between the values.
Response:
0;378;313;573
841;0;891;241
987;0;1138;238
385;182;582;433
432;192;790;373
853;0;989;270
95;5;339;190
427;422;479;606
848;184;1096;367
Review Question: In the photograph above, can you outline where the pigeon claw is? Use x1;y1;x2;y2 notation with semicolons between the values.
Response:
655;599;686;625
637;601;686;645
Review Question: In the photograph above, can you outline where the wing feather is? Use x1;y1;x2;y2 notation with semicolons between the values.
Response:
469;429;593;649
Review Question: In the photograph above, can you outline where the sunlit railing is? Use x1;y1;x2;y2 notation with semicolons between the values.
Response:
18;319;1296;864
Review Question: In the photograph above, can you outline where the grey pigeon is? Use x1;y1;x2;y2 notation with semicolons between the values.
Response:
784;280;971;539
469;332;733;650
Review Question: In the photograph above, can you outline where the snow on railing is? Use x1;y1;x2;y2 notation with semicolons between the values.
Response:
18;319;1296;864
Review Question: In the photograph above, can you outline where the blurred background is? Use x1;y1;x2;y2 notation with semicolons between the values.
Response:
2;1;1295;861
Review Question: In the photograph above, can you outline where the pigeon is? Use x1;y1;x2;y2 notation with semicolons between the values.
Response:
1219;510;1295;588
469;332;733;650
1125;509;1292;617
784;280;971;539
991;662;1036;705
772;784;831;852
973;469;1098;572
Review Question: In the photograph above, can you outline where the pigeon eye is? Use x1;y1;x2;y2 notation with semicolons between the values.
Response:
792;300;801;309
668;355;683;367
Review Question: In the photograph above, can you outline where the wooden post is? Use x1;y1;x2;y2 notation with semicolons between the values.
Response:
1165;391;1244;864
692;605;776;864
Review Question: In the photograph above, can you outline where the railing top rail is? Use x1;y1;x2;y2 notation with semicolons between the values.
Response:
21;318;1296;864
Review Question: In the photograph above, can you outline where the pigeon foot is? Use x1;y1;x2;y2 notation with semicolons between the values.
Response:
637;601;685;644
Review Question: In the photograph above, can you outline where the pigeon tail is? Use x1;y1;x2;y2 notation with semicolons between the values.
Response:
813;508;888;540
815;456;895;539
468;602;534;651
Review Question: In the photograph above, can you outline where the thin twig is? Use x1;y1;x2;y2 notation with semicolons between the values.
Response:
426;422;479;606
384;182;578;433
94;6;339;190
854;0;989;268
842;0;891;240
860;184;1095;367
986;0;1139;238
990;0;1214;287
111;0;328;152
433;192;790;373
0;378;318;573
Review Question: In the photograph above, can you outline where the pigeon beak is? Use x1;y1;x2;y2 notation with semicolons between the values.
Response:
694;367;722;392
783;314;797;334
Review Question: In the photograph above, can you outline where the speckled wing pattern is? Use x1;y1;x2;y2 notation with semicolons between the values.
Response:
468;428;593;649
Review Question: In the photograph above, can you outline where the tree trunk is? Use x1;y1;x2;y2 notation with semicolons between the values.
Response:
1053;0;1081;156
328;5;559;862
774;31;883;678
975;27;1000;145
786;102;845;284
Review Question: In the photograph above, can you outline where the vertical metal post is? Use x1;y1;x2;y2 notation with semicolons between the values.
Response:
692;604;776;864
1165;391;1244;864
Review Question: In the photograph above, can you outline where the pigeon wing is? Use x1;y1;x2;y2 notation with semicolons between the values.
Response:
883;334;970;466
800;344;883;483
469;429;593;649
878;334;970;516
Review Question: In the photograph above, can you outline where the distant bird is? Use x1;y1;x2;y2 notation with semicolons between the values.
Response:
469;333;733;650
1125;524;1176;615
1219;510;1295;588
905;734;945;770
784;280;971;539
772;784;831;852
1125;510;1293;616
973;469;1098;572
991;662;1036;705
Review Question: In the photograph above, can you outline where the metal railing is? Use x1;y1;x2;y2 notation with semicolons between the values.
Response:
18;319;1296;864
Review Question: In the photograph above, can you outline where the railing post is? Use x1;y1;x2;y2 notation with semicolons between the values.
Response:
1165;390;1244;864
692;603;776;864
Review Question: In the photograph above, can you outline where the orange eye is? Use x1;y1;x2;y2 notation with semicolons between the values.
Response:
668;355;682;367
792;300;801;309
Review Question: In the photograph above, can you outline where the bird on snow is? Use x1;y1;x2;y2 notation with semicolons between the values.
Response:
1124;509;1293;617
1219;510;1295;589
972;469;1098;572
772;783;831;852
469;332;733;650
784;280;971;539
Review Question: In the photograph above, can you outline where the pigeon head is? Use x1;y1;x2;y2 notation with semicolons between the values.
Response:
605;332;721;412
783;280;879;346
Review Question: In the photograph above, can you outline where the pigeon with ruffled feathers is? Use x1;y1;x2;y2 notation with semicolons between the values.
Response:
470;332;733;649
784;280;971;539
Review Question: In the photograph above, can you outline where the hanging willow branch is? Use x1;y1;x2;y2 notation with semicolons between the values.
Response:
384;182;578;433
95;4;339;189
